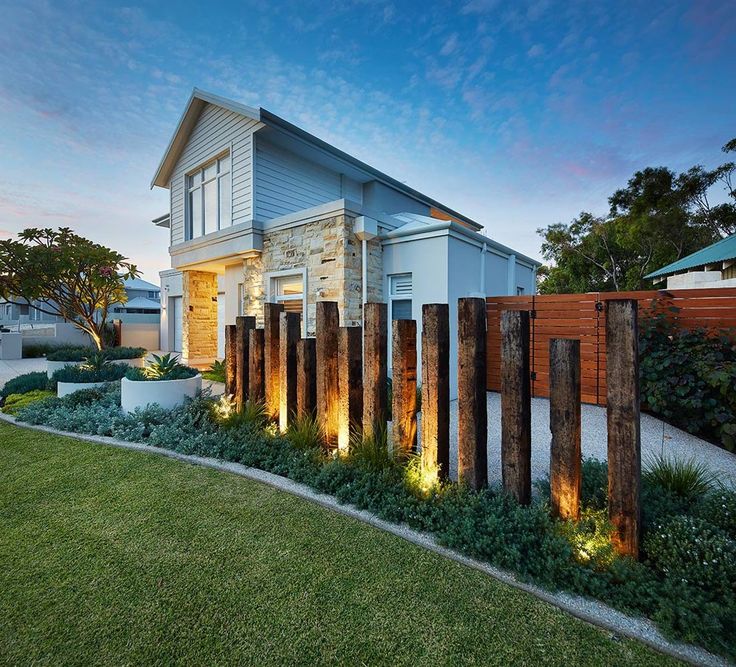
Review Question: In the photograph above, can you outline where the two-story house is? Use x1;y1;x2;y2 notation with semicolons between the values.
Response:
152;89;540;396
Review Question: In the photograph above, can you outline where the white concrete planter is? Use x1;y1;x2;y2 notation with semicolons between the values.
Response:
47;356;144;378
57;380;112;398
121;374;202;413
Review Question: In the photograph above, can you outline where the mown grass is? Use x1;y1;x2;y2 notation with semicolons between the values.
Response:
0;422;675;666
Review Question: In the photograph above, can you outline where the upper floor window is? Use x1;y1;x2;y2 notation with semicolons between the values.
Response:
187;154;231;239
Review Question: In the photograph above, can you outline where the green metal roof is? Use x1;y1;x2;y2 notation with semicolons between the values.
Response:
646;233;736;279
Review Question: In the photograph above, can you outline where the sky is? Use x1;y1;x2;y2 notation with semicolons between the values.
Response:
1;0;734;281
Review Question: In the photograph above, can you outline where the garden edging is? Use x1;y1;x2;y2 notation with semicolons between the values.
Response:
0;411;724;667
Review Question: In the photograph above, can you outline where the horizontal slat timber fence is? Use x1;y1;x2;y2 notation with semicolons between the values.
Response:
486;287;736;406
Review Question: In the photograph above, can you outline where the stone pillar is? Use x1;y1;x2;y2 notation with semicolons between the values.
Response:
363;302;388;437
264;302;283;419
457;297;487;490
279;312;301;432
181;270;218;365
316;301;340;446
249;329;265;404
235;316;256;409
392;319;417;458
421;304;450;481
224;324;236;397
297;338;317;418
338;326;363;452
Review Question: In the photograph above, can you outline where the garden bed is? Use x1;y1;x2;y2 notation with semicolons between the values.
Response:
3;381;735;660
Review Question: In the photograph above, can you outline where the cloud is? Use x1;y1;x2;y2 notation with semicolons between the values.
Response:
527;43;544;58
440;33;459;56
461;0;499;15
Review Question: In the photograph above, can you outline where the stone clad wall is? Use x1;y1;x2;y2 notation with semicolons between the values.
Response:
182;270;218;363
242;213;383;335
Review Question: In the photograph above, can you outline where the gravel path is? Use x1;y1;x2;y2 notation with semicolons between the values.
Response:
443;393;736;488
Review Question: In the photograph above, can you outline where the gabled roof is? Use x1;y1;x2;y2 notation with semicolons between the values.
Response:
645;234;736;279
151;88;483;231
123;296;161;310
150;89;260;190
123;277;160;292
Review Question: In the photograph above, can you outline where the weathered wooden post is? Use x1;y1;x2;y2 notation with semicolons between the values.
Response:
392;319;417;457
248;329;265;404
235;316;256;409
316;301;340;446
500;310;531;505
457;297;487;490
224;324;236;397
549;338;581;520
264;303;283;419
362;302;388;437
279;312;301;432
338;326;363;452
421;304;450;481
297;338;317;418
606;299;641;558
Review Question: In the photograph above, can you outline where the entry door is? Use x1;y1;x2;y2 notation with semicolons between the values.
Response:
217;292;225;359
171;297;183;353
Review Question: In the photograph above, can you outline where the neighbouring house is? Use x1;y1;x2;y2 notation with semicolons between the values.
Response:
646;233;736;289
152;88;540;396
111;278;162;323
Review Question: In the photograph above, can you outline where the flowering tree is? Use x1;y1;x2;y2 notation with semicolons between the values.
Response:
0;228;139;350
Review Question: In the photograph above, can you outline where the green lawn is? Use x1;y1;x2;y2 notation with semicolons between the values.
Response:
0;422;675;666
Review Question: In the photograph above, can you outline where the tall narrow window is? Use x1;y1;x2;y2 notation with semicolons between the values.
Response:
389;273;413;320
187;153;232;239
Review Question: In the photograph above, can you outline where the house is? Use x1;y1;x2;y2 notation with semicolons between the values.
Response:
111;278;162;323
646;233;736;289
152;88;540;397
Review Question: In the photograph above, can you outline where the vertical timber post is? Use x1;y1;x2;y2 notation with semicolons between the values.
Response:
338;326;363;452
606;299;641;558
316;301;340;446
235;316;256;409
279;312;301;432
362;302;388;437
421;304;450;481
296;338;317;418
500;310;531;504
549;338;581;520
392;319;417;458
224;324;237;397
248;329;265;404
264;303;283;419
457;297;487;490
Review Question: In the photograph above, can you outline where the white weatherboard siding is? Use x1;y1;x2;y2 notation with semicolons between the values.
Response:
255;139;342;221
169;103;264;245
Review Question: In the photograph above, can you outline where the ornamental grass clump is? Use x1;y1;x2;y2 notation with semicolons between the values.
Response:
643;453;718;503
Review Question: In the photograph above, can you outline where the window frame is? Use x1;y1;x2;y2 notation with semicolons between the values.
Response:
185;150;232;240
265;268;307;337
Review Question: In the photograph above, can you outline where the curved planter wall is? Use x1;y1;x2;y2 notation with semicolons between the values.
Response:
57;380;112;398
121;375;202;413
47;357;144;378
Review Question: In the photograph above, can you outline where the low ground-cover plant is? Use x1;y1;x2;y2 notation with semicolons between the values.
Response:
126;353;198;382
640;312;736;451
11;389;736;659
52;364;128;384
46;346;146;362
21;342;70;359
1;390;54;415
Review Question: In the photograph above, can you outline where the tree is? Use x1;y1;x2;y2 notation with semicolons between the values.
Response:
0;228;139;350
538;138;735;294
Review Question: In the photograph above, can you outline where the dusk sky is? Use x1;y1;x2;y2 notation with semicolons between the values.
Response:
1;0;734;281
